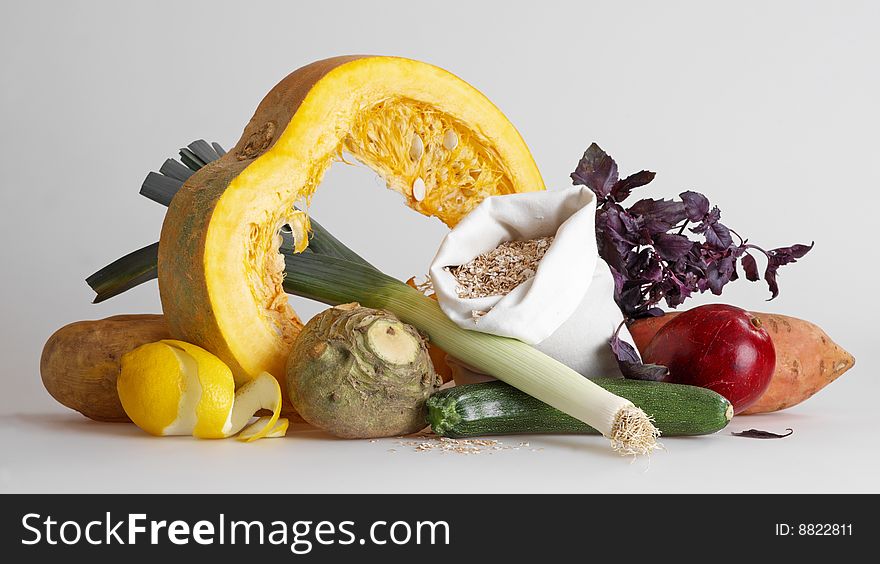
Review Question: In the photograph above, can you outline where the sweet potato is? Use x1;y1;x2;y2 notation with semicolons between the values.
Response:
628;311;855;414
40;314;171;422
628;314;677;353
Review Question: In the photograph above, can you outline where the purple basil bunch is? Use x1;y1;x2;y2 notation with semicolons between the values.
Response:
571;143;812;319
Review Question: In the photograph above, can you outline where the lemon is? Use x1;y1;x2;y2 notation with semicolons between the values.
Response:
117;342;184;436
161;340;234;439
118;340;285;441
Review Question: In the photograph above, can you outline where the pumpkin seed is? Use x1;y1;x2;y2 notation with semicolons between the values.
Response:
443;130;459;150
409;134;424;161
412;177;427;201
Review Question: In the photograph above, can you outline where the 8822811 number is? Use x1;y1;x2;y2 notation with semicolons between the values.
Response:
798;523;852;536
797;523;852;537
775;523;853;536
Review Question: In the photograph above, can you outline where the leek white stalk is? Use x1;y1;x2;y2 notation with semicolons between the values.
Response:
282;252;660;455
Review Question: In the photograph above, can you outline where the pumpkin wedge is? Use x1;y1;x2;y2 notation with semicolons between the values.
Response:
159;56;544;386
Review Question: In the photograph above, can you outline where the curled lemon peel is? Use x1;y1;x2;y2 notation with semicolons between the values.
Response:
118;342;286;441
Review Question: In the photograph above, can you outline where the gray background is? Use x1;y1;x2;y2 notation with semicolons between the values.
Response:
1;1;877;492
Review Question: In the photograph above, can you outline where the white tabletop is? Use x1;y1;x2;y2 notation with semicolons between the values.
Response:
1;372;873;494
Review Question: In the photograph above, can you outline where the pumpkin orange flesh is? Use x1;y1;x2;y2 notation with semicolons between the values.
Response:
159;56;545;388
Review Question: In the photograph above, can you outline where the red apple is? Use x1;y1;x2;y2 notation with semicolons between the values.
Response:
642;304;775;414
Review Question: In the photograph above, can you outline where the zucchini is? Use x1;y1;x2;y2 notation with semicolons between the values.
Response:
427;379;733;437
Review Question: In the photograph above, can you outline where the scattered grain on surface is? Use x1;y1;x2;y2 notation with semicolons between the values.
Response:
390;436;534;455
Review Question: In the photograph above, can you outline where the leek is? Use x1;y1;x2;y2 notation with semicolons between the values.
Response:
281;252;659;455
86;141;660;455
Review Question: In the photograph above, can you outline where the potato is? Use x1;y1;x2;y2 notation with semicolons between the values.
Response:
628;311;855;414
40;314;171;421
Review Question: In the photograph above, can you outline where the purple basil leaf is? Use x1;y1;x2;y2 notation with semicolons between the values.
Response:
767;242;814;269
641;260;664;282
708;222;733;249
601;206;625;236
610;170;655;202
763;263;781;299
664;291;687;309
596;208;636;273
620;360;670;381
628;198;688;230
731;428;793;439
609;266;626;297
610;331;641;364
617;284;644;317
601;243;625;274
670;272;696;299
618;211;642;239
680;190;710;221
692;220;733;249
624;250;663;285
762;242;814;299
628;198;685;220
661;278;687;308
741;253;760;281
609;333;669;381
654;233;693;261
771;242;815;260
571;143;618;199
706;255;736;295
706;206;721;223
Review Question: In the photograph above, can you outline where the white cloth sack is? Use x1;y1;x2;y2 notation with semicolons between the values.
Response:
429;186;633;378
